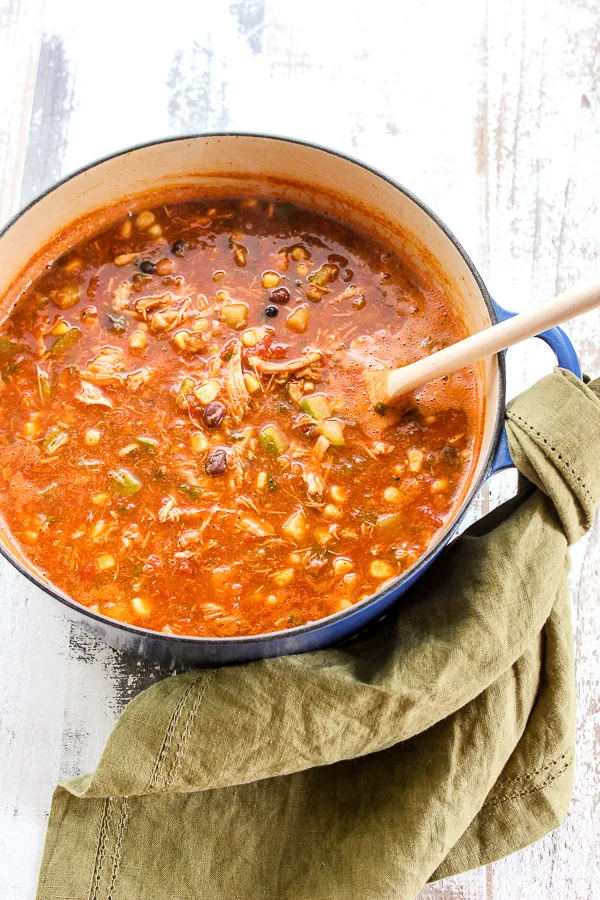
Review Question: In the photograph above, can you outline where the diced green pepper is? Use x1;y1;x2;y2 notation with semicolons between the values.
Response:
177;483;202;501
267;474;278;492
377;512;403;530
309;263;339;287
319;419;345;447
48;327;82;356
300;393;332;421
50;284;80;310
259;424;287;456
136;436;159;453
43;426;69;455
39;482;58;496
2;362;18;381
107;312;127;334
36;366;52;403
109;468;142;495
0;338;17;356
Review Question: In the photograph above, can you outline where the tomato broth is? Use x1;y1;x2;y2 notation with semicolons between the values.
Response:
0;196;481;636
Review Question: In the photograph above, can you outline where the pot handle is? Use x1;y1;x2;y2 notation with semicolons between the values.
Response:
488;299;581;476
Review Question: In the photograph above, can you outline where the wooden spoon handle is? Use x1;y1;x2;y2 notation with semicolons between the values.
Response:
381;279;600;403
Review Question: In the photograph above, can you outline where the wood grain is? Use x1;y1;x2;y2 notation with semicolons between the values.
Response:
0;0;598;897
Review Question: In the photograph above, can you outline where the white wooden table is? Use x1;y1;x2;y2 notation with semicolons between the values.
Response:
1;1;598;896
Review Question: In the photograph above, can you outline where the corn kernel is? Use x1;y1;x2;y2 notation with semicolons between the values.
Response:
431;478;448;493
272;568;295;587
324;504;343;519
51;321;70;336
132;596;152;616
129;330;148;352
330;485;348;504
135;210;155;230
194;380;221;405
256;471;268;490
333;557;353;576
338;598;353;610
22;420;40;440
262;271;280;289
296;263;310;276
425;415;436;424
96;552;116;571
172;330;189;351
85;428;101;446
213;270;226;282
241;327;266;347
90;520;107;539
384;486;401;503
120;219;132;239
92;493;110;506
24;530;39;543
289;551;303;565
192;318;209;332
266;594;278;605
190;431;209;454
290;245;310;261
370;559;394;579
147;223;163;238
114;252;137;267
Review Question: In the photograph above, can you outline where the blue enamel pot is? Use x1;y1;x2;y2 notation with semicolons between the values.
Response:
0;134;580;666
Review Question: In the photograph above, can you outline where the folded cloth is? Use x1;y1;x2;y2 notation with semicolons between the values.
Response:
36;369;600;900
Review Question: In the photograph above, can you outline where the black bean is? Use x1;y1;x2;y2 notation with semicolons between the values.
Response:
205;446;228;475
139;260;156;275
203;401;226;428
265;305;279;318
269;287;290;304
171;240;187;257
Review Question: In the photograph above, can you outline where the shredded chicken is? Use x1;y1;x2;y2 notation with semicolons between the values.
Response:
81;347;125;385
75;380;113;408
287;381;304;405
372;441;395;456
248;350;322;377
312;434;331;463
135;293;174;318
113;282;132;310
127;367;154;391
158;495;207;523
225;341;250;422
81;347;153;391
304;469;325;500
178;529;202;549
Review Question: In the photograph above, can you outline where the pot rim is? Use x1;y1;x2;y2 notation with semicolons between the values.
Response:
0;131;506;648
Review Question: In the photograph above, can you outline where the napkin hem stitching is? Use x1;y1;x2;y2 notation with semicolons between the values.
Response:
145;675;206;792
481;759;572;811
106;797;129;900
88;796;112;900
164;672;217;790
506;411;593;522
490;750;570;791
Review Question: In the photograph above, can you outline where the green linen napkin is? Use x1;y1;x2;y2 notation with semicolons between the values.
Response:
36;368;600;900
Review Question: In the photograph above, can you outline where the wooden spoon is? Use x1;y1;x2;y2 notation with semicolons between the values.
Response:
363;280;600;408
